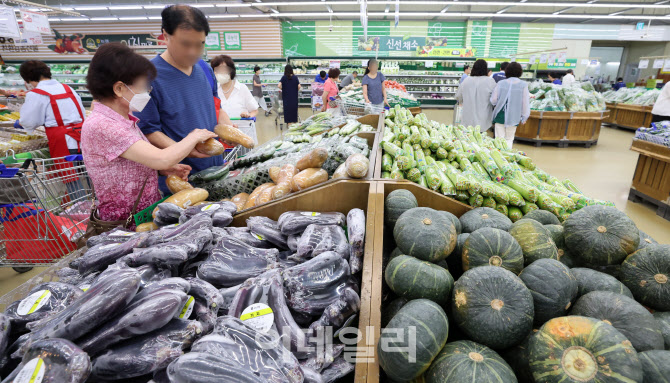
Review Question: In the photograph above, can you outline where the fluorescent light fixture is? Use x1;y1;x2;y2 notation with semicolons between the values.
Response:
239;13;272;17
58;7;74;10
607;62;620;65
74;6;107;10
90;17;119;21
60;17;91;21
270;8;279;13
119;16;149;20
191;4;216;8
327;5;333;12
143;5;167;9
48;18;61;21
208;14;240;18
108;5;143;10
216;2;254;7
148;16;163;19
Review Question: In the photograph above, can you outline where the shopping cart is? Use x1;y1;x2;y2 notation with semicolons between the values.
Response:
0;155;93;273
231;117;258;157
268;89;285;130
339;99;386;117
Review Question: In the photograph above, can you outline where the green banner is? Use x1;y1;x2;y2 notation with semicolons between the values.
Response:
490;22;520;58
469;21;489;56
282;21;316;57
427;21;467;48
353;21;390;57
205;32;220;50
417;47;476;57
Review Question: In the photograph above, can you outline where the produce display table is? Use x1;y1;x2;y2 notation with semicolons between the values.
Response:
628;139;670;221
515;110;610;148
603;103;653;131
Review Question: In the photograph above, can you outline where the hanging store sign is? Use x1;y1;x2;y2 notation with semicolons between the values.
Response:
20;10;51;35
529;55;536;64
48;30;161;54
223;31;242;50
663;59;670;73
379;36;425;52
548;53;557;64
416;47;476;57
539;54;548;64
639;59;649;69
557;52;567;63
0;6;21;39
205;32;221;50
653;59;665;69
15;30;43;46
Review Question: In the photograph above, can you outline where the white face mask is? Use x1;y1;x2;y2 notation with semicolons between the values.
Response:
123;84;151;113
216;73;231;85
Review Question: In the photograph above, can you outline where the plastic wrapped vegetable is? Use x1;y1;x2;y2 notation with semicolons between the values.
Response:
321;357;355;383
347;208;366;274
149;214;213;244
195;138;225;156
243;183;274;210
153;202;184;225
332;163;347;179
231;193;249;212
214;124;254;148
4;283;83;333
3;338;90;383
228;270;311;358
162;188;209;209
90;319;203;381
0;314;10;358
186;278;223;314
77;233;152;275
119;228;212;267
224;227;274;249
292;168;328;191
297;148;329;171
180;202;236;225
166;175;194;194
218;284;243;316
283;252;353;316
247;216;288;249
344;153;369;179
308;287;360;335
279;211;345;236
197;237;280;287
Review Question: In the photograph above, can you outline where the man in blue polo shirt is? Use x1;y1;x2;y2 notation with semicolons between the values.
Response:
135;4;234;193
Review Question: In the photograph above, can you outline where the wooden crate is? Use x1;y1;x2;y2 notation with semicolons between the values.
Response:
630;139;670;204
566;111;608;142
366;181;472;383
408;107;421;116
516;111;540;139
537;112;569;141
603;103;617;124
614;104;653;131
516;111;607;147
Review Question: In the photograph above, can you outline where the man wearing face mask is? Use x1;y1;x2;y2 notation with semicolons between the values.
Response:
134;5;233;193
211;55;259;119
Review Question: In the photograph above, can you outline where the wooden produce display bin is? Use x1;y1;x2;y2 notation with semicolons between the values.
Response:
515;110;609;148
604;102;617;124
365;181;472;383
628;139;670;221
604;103;653;131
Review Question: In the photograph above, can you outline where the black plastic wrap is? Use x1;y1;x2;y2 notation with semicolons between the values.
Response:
0;314;10;359
303;366;325;383
3;338;90;383
296;225;349;260
89;319;203;381
287;235;299;252
308;287;360;336
136;265;171;288
85;227;137;248
218;284;242;316
247;216;289;250
136;278;191;301
166;352;261;383
224;227;275;249
278;211;346;236
77;234;152;275
197;237;280;287
148;214;212;245
301;344;345;373
186;278;223;313
283;252;352;316
180;202;235;227
120;229;212;267
321;357;355;383
228;270;311;359
347;209;365;274
153;202;183;226
4;283;83;333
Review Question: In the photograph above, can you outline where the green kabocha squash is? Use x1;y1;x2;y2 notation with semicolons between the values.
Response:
571;291;664;352
385;189;418;228
529;316;643;383
462;227;524;274
459;207;513;233
582;263;622;280
519;259;578;326
378;299;449;381
510;219;559;266
424;340;518;383
523;209;560;225
446;233;469;280
621;244;670;311
382;297;409;328
394;207;457;262
502;331;537;383
385;255;454;305
639;350;670;383
571;267;633;298
653;311;670;350
564;205;640;266
638;230;658;251
440;211;462;234
545;224;580;268
452;266;534;350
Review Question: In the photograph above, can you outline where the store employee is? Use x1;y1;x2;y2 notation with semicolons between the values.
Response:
134;5;233;193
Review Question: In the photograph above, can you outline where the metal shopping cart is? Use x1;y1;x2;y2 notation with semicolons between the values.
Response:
268;89;285;130
0;155;93;273
338;99;386;117
230;117;258;157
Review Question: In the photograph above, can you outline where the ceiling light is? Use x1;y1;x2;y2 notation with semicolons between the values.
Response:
119;16;149;20
148;16;163;19
270;8;279;13
215;2;254;7
239;13;272;17
208;14;240;18
59;17;90;21
74;6;107;10
48;18;61;21
108;5;143;10
143;5;167;9
191;4;216;7
90;17;119;21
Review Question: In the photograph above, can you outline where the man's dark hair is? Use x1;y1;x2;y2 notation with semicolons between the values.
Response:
210;55;236;80
505;62;523;78
566;69;573;74
327;68;340;79
352;70;358;75
254;66;261;72
500;62;509;71
161;5;210;35
617;77;624;82
471;59;489;76
284;64;294;78
87;42;157;100
320;70;327;79
19;60;51;82
463;65;470;72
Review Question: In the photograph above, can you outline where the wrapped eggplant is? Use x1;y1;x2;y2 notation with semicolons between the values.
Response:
2;338;90;383
247;216;289;249
347;208;366;274
136;265;172;288
278;211;346;235
287;235;299;252
136;278;191;301
210;316;304;382
78;288;188;355
303;367;325;383
12;267;141;358
77;233;152;275
179;202;234;228
4;282;83;334
218;284;243;316
0;314;10;358
283;252;352;316
90;319;203;381
309;287;360;336
228;270;311;359
321;357;355;383
197;237;279;287
73;273;100;292
85;227;138;248
296;225;349;260
166;352;261;383
149;214;212;244
301;344;345;373
192;301;217;333
153;202;183;225
119;229;212;267
224;227;274;248
186;278;223;313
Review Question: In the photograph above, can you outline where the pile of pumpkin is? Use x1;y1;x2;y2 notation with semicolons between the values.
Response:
379;188;669;383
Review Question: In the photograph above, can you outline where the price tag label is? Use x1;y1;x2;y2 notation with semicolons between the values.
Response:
240;303;274;333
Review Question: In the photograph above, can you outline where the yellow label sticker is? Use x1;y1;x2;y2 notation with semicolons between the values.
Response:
14;357;45;383
17;290;52;316
240;303;274;333
179;296;195;319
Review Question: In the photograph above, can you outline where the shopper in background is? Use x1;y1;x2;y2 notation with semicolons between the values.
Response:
548;72;562;85
134;5;228;194
491;62;531;149
321;68;340;113
650;81;670;124
613;77;626;91
459;65;471;84
562;69;576;87
362;58;389;108
488;69;493;77
492;62;509;83
82;43;215;224
211;55;258;119
278;64;301;124
455;59;496;132
314;70;328;84
340;70;358;88
15;60;85;157
252;66;271;116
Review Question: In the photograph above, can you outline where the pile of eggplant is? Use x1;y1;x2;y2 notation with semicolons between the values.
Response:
0;201;366;383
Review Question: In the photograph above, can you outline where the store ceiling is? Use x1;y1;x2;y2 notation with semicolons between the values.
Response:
15;0;670;25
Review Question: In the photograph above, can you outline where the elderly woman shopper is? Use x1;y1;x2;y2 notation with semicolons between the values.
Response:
321;68;340;113
455;59;496;132
211;55;259;118
81;42;215;226
490;62;531;149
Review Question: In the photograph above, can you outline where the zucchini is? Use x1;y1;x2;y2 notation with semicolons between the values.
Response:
189;164;229;184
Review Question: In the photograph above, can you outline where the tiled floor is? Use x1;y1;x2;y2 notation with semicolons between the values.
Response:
1;107;668;297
